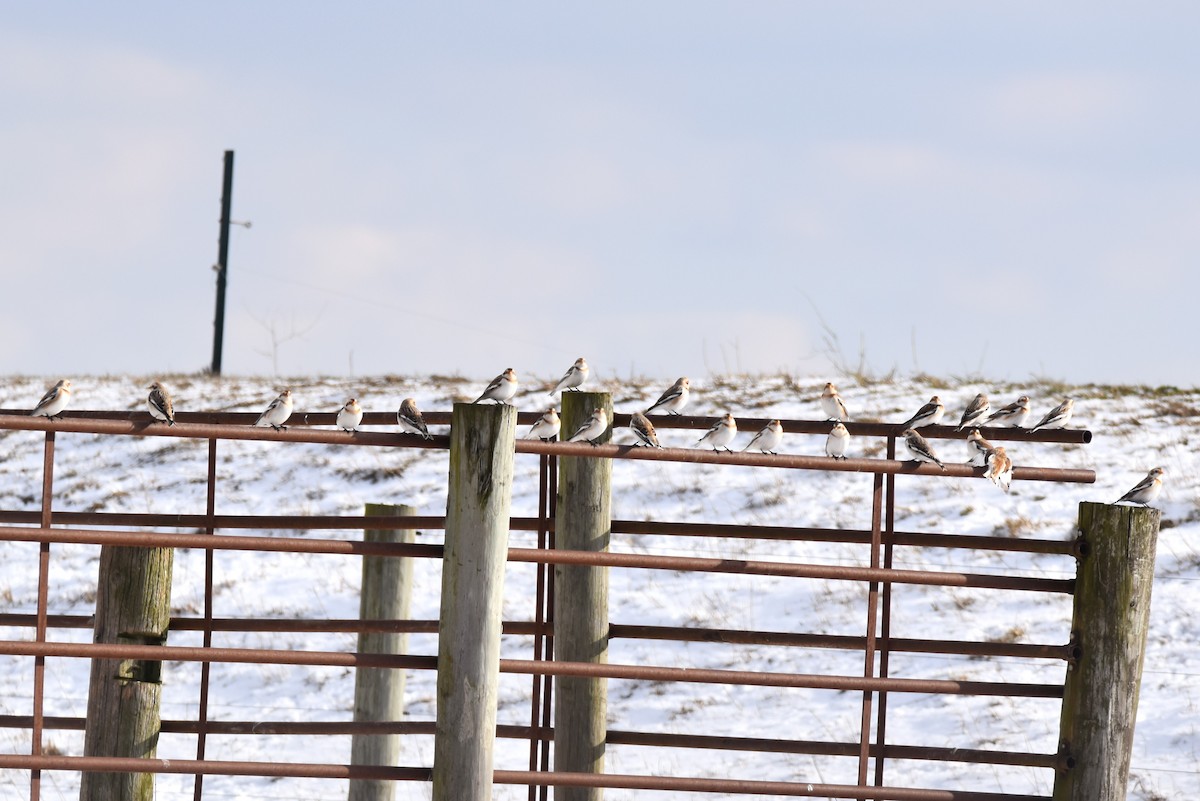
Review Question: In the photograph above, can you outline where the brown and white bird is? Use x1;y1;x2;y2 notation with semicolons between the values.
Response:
474;368;519;404
628;411;661;448
984;446;1013;492
825;422;850;460
1115;467;1166;507
31;379;72;420
965;428;994;467
697;413;737;451
549;357;589;395
820;382;850;422
984;395;1031;428
567;407;609;445
254;389;293;430
646;377;690;416
899;396;945;430
956;393;990;431
336;398;363;432
397;398;432;439
743;420;783;455
524;407;560;442
147;381;175;425
1030;398;1074;432
902;428;945;470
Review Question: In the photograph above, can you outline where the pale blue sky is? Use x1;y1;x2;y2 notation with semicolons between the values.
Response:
2;3;1197;385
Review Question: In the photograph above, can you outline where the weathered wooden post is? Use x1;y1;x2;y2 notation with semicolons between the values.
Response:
555;391;612;801
431;402;517;801
349;503;417;801
1053;502;1161;801
80;545;174;801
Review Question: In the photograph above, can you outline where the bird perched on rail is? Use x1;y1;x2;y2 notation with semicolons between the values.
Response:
826;422;850;460
744;420;783;455
965;428;994;467
549;357;589;395
697;413;737;451
336;398;363;432
474;368;519;405
902;428;945;470
646;377;690;416
568;407;609;445
984;446;1013;493
147;382;175;425
820;382;851;422
397;398;432;440
956;393;990;431
1030;398;1074;432
524;407;560;442
1115;467;1166;507
255;389;293;430
628;411;661;448
984;395;1031;428
31;379;72;420
899;396;944;430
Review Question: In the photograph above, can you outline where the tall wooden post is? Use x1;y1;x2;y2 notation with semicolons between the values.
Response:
431;402;517;801
349;503;417;801
554;392;612;801
80;545;174;801
1053;502;1160;801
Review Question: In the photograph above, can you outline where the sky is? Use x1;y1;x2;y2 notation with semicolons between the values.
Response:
2;3;1198;387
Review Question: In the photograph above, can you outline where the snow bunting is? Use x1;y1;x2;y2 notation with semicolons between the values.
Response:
900;396;945;430
826;422;850;460
697;413;737;451
524;407;561;442
956;394;990;431
397;398;433;440
965;428;994;467
984;395;1031;428
646;377;690;416
984;446;1013;493
474;368;519;404
549;357;589;395
628;411;661;448
147;382;175;425
1030;398;1074;432
567;407;609;445
744;420;783;455
1115;467;1165;507
820;382;850;422
254;389;293;430
31;379;71;420
336;398;363;432
902;428;945;470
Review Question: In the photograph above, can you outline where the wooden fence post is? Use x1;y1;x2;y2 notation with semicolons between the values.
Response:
349;503;417;801
80;544;174;801
431;402;517;801
555;391;612;801
1053;501;1160;801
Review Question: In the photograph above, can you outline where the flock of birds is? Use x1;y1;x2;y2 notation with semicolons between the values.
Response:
21;362;1165;507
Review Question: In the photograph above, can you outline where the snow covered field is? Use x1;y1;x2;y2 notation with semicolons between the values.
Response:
0;373;1197;801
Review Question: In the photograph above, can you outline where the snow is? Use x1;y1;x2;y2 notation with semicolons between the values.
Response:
0;374;1197;800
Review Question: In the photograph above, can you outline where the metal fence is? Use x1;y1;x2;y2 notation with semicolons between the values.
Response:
0;406;1094;800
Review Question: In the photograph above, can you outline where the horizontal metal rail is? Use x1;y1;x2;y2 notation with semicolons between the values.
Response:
0;525;1073;593
0;640;1061;698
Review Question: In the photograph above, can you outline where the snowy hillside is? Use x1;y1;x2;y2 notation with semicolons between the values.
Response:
0;373;1196;801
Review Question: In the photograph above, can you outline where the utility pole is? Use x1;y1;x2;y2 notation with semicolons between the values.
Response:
211;150;235;375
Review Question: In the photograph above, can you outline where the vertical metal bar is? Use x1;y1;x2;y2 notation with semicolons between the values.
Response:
211;150;234;375
528;454;550;801
874;436;898;787
538;455;558;801
193;438;218;801
858;463;885;786
31;431;55;801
